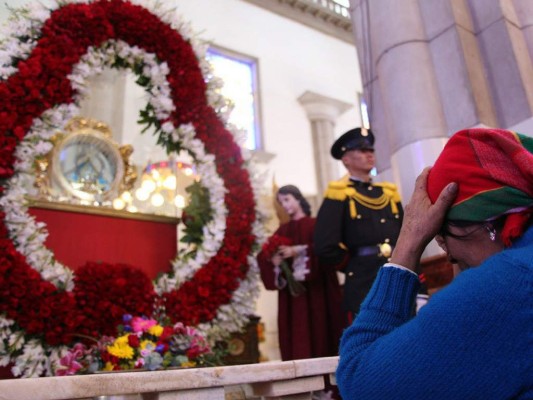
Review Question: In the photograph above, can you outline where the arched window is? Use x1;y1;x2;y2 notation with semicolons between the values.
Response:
206;47;262;150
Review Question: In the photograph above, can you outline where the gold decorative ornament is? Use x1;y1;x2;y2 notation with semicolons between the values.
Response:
35;117;137;204
118;144;138;193
378;242;393;258
34;157;50;197
227;337;246;356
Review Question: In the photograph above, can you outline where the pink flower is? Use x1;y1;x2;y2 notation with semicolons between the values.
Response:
173;322;185;334
56;346;84;376
131;317;157;333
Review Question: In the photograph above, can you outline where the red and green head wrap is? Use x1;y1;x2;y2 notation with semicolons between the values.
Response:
427;128;533;246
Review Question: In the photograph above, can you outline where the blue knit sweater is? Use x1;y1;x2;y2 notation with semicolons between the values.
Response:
336;225;533;399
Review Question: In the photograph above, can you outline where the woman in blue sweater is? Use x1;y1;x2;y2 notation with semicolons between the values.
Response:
336;128;533;399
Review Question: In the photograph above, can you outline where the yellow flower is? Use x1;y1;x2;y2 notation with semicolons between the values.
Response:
107;334;134;359
140;339;156;350
180;361;197;368
103;362;115;371
148;324;164;337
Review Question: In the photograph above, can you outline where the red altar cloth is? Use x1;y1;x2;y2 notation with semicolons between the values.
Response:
28;200;179;279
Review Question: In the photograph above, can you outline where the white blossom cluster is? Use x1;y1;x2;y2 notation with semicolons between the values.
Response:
0;2;51;79
70;40;176;121
0;104;79;290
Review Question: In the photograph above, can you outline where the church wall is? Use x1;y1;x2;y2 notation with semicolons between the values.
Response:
171;0;362;194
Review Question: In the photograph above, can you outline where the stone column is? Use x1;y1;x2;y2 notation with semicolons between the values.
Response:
350;0;533;196
514;0;533;61
512;0;533;133
350;0;449;205
349;0;533;257
298;91;352;196
466;0;533;132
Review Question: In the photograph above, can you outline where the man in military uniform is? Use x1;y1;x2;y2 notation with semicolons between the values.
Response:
314;127;403;323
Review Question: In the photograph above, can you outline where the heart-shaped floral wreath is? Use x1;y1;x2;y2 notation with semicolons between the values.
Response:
0;0;267;377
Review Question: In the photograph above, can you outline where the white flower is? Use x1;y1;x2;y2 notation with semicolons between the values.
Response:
160;121;174;134
0;354;11;367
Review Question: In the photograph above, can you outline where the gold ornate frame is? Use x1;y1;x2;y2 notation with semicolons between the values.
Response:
35;117;137;204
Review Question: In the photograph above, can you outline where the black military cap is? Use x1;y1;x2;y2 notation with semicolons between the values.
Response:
330;127;375;159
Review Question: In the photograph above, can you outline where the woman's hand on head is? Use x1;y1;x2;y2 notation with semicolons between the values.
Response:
390;167;458;270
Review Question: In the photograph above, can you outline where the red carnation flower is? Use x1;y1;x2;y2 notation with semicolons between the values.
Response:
128;334;140;348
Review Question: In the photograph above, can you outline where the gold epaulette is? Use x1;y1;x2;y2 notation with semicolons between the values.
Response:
324;180;351;201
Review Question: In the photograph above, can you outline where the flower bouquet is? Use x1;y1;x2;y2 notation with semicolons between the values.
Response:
261;235;306;297
55;315;225;375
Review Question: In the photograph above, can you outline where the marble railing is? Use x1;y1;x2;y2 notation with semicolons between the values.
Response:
241;0;353;43
0;356;339;400
309;0;350;18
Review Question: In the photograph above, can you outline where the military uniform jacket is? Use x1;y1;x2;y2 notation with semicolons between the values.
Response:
314;177;403;314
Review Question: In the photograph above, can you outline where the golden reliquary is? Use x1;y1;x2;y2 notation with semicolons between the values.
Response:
35;117;137;204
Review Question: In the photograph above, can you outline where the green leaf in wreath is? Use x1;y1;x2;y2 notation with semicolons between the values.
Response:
179;182;213;253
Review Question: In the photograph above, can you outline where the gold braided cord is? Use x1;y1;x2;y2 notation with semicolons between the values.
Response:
346;188;390;210
390;200;399;214
346;188;399;218
374;182;402;204
350;199;357;218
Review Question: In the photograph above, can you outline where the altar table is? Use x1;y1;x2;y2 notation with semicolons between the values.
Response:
28;199;179;279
